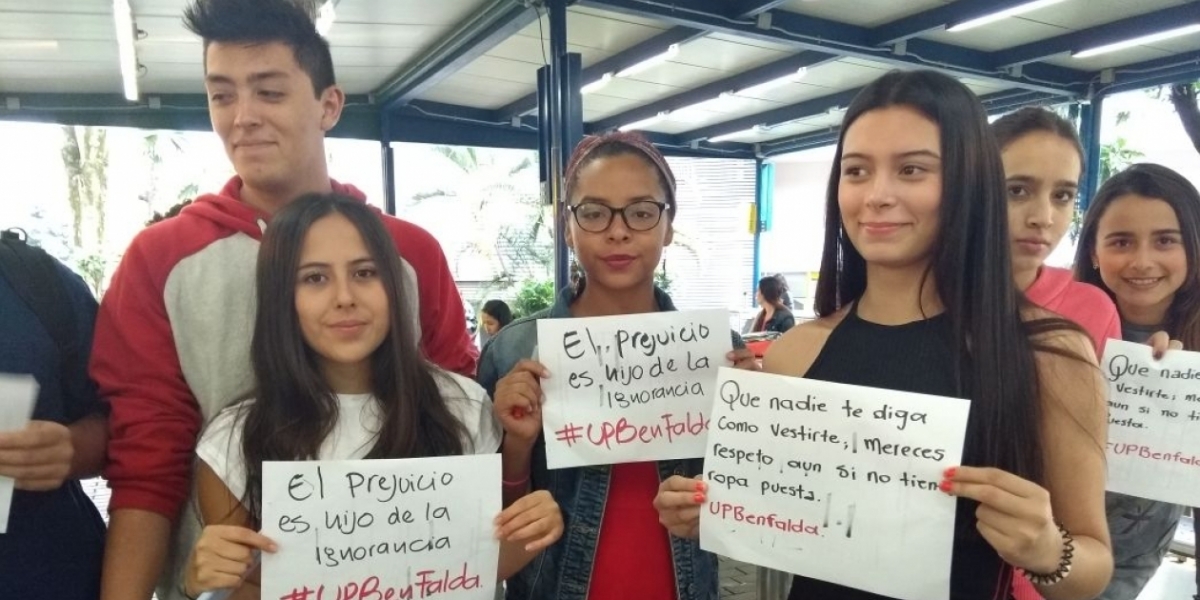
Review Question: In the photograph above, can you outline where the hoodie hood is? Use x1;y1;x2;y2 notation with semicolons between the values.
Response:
181;176;369;239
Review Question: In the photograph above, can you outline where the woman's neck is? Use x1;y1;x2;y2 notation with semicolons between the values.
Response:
857;263;943;325
1117;298;1170;328
320;361;372;395
1014;265;1040;292
571;282;658;317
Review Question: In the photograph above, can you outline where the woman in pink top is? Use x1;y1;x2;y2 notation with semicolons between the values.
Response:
995;108;1121;600
993;107;1120;354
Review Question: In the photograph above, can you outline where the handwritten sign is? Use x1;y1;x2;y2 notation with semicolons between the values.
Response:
536;309;732;469
0;374;37;534
261;454;501;600
699;368;970;600
1103;339;1200;505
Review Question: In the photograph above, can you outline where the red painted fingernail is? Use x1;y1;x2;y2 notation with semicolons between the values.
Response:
695;481;706;492
943;467;957;479
694;493;706;503
939;479;953;493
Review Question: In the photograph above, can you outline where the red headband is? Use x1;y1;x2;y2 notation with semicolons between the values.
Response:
563;132;676;207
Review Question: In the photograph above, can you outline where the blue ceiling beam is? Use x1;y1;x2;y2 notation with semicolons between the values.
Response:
374;2;538;111
755;87;1074;157
679;86;863;144
1094;49;1200;96
993;2;1200;67
869;0;1042;45
389;101;756;158
578;0;1086;96
759;129;841;157
589;50;841;132
732;0;793;18
0;93;380;139
497;26;707;121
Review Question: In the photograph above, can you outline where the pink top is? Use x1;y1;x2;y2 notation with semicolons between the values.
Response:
1013;266;1120;600
1025;266;1121;356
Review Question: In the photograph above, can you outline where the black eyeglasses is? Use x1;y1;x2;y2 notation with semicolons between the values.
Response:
568;201;671;233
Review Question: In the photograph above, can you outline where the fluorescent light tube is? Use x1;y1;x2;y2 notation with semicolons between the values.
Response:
710;126;762;143
581;73;613;95
735;67;808;98
616;44;680;78
113;0;139;102
1073;23;1200;58
316;0;337;36
948;0;1069;32
618;112;668;132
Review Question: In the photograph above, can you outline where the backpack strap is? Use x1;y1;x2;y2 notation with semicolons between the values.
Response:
0;229;82;406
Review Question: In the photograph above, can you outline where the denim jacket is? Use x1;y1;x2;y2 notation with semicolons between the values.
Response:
479;286;739;600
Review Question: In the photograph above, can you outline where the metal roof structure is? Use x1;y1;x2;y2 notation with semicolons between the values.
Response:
3;0;1199;289
2;0;1198;158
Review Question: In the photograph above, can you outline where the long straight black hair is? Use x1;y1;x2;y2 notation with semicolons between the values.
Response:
240;193;466;521
1074;164;1200;351
816;70;1084;482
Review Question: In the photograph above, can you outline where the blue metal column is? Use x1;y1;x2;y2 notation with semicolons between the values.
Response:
380;111;397;216
751;159;765;303
546;0;584;292
1078;96;1104;213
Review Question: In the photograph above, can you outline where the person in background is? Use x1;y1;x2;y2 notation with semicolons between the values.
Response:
183;194;561;598
1074;163;1200;600
481;299;514;340
657;70;1113;600
91;1;477;598
480;131;757;600
992;107;1120;355
0;230;108;600
751;275;795;334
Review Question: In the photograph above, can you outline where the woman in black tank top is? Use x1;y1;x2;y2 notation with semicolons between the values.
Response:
760;71;1112;600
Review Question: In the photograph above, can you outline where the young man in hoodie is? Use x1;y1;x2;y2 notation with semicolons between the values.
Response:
91;1;477;598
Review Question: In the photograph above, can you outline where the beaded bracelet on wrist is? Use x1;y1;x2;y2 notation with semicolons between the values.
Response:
1023;520;1075;587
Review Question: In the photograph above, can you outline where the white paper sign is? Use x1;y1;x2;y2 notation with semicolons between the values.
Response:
699;368;970;600
0;374;38;534
261;454;501;600
536;309;732;469
1103;339;1200;505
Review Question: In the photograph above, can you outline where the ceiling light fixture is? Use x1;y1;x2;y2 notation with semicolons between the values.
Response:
1072;23;1200;58
581;73;614;95
616;44;680;78
948;0;1070;32
112;0;139;102
618;112;669;132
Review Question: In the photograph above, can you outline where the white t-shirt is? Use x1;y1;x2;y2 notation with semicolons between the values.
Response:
196;369;502;503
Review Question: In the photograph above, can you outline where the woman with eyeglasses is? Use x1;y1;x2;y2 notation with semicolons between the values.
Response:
477;131;757;600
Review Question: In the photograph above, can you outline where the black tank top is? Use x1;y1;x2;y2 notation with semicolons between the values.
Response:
786;305;1013;600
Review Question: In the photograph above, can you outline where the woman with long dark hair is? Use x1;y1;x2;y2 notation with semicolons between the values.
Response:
1073;164;1200;600
991;106;1120;355
481;299;514;337
479;132;757;600
181;194;563;598
658;70;1112;600
751;275;795;334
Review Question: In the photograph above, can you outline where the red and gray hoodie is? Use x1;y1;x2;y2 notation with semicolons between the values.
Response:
91;176;477;522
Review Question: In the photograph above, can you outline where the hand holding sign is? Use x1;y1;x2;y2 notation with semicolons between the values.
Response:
654;475;707;539
1145;330;1182;359
185;525;276;597
0;420;73;491
942;466;1062;575
494;490;563;552
493;360;548;443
